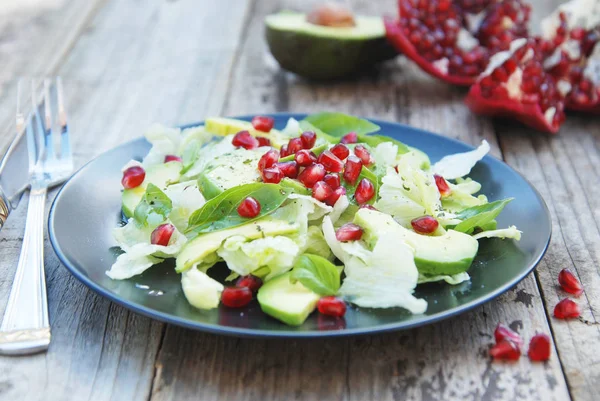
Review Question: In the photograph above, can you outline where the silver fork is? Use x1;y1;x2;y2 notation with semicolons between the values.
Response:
0;78;72;355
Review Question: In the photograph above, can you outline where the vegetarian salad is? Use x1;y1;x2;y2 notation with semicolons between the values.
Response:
108;113;521;326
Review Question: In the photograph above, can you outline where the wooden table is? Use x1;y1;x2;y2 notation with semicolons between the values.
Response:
0;0;597;400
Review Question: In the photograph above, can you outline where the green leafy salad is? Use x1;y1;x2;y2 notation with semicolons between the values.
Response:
108;113;521;326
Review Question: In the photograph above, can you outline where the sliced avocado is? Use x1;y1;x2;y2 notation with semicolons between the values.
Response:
399;146;431;170
257;272;320;326
205;117;288;148
176;219;298;273
122;186;146;218
197;149;263;199
354;209;479;276
265;12;396;80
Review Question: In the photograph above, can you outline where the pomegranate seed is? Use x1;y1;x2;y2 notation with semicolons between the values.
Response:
354;145;373;165
317;296;347;317
150;223;175;246
354;178;375;204
221;287;253;308
312;181;333;202
335;223;363;242
300;131;317;149
275;161;299;178
258;149;279;171
318;150;344;173
494;323;523;348
340;132;357;144
343;155;362;185
298;163;326;188
236;275;263;293
251;116;274;132
330;143;350;160
257;137;271;147
323;173;340;189
553;298;580;319
490;340;521;361
237;196;261;218
434;174;451;196
164;155;182;163
261;166;284;184
528;333;551;362
411;215;439;234
295;149;317;166
280;145;290;157
359;204;377;211
232;130;259;150
558;268;583;297
122;166;145;189
288;137;303;154
326;186;346;206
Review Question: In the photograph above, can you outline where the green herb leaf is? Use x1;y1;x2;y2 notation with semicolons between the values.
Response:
181;139;201;174
357;134;410;155
303;112;380;137
134;184;173;227
453;198;513;234
342;165;379;205
279;143;328;162
186;183;293;235
290;254;341;296
298;120;340;144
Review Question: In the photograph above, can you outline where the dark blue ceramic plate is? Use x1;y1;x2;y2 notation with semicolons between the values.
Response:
48;114;551;337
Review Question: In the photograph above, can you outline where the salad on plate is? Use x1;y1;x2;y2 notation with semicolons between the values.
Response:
107;113;521;326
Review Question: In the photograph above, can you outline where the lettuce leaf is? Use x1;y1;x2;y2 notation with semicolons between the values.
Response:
453;198;513;234
472;225;522;240
431;140;490;179
303;112;380;137
142;124;182;168
418;272;470;285
181;267;224;310
163;181;206;232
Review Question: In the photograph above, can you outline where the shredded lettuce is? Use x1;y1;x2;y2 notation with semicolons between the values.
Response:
304;226;334;261
473;225;522;241
442;178;487;213
281;118;301;137
432;140;490;179
182;136;236;179
142;124;182;168
163;181;206;231
418;272;470;285
181;267;224;310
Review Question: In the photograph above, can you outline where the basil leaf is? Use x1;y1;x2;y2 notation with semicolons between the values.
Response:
181;139;201;174
290;254;341;296
134;184;173;227
453;198;513;234
357;134;410;155
342;165;379;205
186;183;293;235
303;112;380;137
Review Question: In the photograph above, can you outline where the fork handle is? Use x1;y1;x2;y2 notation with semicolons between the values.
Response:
0;188;50;355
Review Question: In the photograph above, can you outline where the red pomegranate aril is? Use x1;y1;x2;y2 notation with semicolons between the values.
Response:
528;333;551;362
257;137;271;147
258;149;280;171
354;178;375;204
353;145;373;166
553;298;581;319
237;196;261;218
317;297;347;317
122;166;146;189
298;163;327;188
411;215;439;234
326;186;346;206
340;132;358;144
236;275;263;293
318;150;344;173
280;145;290;157
295;149;317;166
558;268;584;297
164;155;182;163
221;287;253;308
232;130;259;149
434;174;451;197
323;173;341;189
494;323;523;348
330;143;350;160
251;116;274;132
490;340;521;361
150;223;175;246
343;155;362;185
335;223;363;242
262;166;284;184
312;181;334;202
275;161;299;178
300;131;317;149
288;137;304;154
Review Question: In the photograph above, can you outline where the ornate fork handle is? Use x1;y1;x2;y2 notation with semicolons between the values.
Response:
0;187;50;355
0;194;8;230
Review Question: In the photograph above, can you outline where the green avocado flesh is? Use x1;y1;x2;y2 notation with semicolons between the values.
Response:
265;13;397;80
197;149;263;199
257;272;320;326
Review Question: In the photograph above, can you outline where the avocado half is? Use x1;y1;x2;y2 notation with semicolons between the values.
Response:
265;12;397;80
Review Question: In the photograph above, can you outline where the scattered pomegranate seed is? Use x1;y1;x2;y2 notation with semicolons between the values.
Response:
257;137;271;147
280;145;290;157
528;333;551;362
335;223;363;242
323;173;341;189
298;163;326;188
300;131;317;149
275;161;299;178
359;204;377;211
317;296;347;317
258;149;279;171
343;155;362;185
434;174;451;197
318;150;344;173
354;178;375;204
288;137;304;154
237;196;261;218
221;287;253;308
494;323;523;348
354;145;373;165
490;340;521;361
330;143;350;160
411;215;439;234
558;268;583;297
121;166;146;189
553;298;581;319
150;223;175;246
295;149;318;166
312;181;334;202
326;186;346;206
164;155;182;163
262;166;284;184
236;275;263;293
340;132;357;144
232;130;259;150
251;116;274;132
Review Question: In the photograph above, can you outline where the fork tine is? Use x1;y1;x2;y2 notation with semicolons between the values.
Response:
56;77;71;162
15;79;25;135
43;79;56;162
30;80;45;165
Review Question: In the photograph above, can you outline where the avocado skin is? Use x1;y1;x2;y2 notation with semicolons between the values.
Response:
414;256;476;277
265;27;397;80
